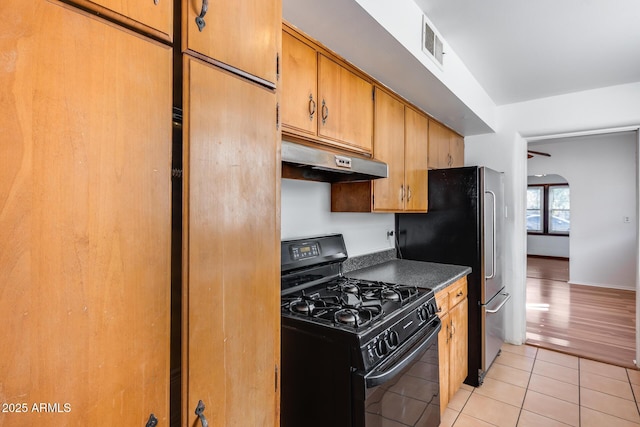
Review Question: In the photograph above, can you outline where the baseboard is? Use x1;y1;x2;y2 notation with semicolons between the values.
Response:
527;255;569;261
567;280;636;292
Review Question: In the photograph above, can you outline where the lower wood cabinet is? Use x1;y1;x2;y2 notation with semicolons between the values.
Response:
183;56;280;426
436;277;468;414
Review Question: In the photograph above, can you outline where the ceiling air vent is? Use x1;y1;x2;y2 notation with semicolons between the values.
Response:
422;15;444;67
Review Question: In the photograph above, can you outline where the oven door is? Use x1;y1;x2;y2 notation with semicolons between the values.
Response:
352;318;441;427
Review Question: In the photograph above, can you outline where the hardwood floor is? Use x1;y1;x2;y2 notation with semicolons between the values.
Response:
525;256;637;369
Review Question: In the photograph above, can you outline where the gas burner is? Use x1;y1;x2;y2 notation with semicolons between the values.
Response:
381;288;401;302
335;309;358;325
290;299;315;315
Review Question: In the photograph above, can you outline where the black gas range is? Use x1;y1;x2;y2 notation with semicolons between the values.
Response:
281;234;441;427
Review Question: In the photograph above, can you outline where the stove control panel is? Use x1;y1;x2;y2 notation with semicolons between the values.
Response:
362;299;438;369
290;242;320;261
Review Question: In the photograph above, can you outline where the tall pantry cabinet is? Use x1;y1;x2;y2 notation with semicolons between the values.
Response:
181;1;282;426
0;0;172;425
0;0;281;426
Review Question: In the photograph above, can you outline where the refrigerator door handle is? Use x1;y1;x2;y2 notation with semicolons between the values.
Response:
485;292;511;313
485;190;497;279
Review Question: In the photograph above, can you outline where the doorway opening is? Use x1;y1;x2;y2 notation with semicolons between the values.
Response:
524;132;638;368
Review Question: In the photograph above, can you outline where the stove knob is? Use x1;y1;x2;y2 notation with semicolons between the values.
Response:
376;339;388;357
417;305;428;322
388;330;399;349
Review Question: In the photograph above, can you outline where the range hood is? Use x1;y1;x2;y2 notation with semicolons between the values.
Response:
281;141;388;183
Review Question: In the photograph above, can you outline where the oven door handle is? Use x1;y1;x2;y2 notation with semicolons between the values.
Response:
360;318;441;388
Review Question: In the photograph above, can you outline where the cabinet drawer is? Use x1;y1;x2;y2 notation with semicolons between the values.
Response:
448;278;467;307
435;289;449;315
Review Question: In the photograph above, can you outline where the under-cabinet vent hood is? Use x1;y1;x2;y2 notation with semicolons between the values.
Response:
281;141;388;183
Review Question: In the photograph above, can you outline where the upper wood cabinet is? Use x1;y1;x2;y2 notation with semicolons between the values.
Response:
331;88;429;213
428;119;464;169
66;0;173;41
317;54;374;153
281;30;318;136
371;88;406;211
183;0;281;85
403;106;430;211
282;24;373;154
183;57;280;427
0;1;172;425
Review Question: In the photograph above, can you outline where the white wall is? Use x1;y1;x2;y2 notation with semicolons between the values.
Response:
281;179;395;256
527;134;637;289
465;82;640;344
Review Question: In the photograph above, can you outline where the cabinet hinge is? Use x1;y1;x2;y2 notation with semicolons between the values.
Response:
276;53;280;82
372;87;375;101
172;168;183;179
276;103;280;130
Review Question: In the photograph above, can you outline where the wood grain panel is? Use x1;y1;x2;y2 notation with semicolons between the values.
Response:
0;1;172;425
317;54;373;152
372;88;405;211
281;30;317;136
183;0;281;85
404;107;429;211
183;57;280;426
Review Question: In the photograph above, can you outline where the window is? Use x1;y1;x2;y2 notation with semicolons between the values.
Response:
526;184;570;235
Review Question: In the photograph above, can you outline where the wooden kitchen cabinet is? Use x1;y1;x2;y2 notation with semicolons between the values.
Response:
0;1;172;425
281;24;374;154
65;0;173;40
331;88;429;212
370;87;406;211
428;119;464;169
281;29;318;137
183;0;281;85
182;56;280;427
435;277;468;414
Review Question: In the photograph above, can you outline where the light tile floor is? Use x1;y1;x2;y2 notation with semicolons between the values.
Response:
440;344;640;427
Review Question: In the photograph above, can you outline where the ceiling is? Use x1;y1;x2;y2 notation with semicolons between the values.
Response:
283;0;640;135
414;0;640;105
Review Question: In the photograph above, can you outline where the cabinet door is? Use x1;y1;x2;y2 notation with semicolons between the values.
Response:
372;88;405;211
428;119;450;169
438;312;451;414
318;54;373;153
281;30;318;136
184;57;280;427
404;107;429;211
0;2;172;425
450;133;465;167
449;298;468;398
183;0;281;85
68;0;173;39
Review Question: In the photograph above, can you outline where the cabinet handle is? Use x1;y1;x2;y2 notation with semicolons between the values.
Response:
308;94;316;121
153;0;158;5
195;400;209;427
145;414;158;427
400;185;404;201
195;0;208;32
407;185;412;202
456;291;463;297
321;99;329;125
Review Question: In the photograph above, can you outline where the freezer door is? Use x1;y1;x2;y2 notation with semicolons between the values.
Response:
481;167;504;304
482;291;511;376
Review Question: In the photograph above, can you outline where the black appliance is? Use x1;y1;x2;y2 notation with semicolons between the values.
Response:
396;166;510;387
281;234;441;427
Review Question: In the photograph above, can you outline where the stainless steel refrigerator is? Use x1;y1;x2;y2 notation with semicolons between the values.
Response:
395;166;510;387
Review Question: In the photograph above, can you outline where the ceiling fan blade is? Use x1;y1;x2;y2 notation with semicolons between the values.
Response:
527;150;551;157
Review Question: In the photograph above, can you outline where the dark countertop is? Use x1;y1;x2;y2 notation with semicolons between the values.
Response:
345;259;471;294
